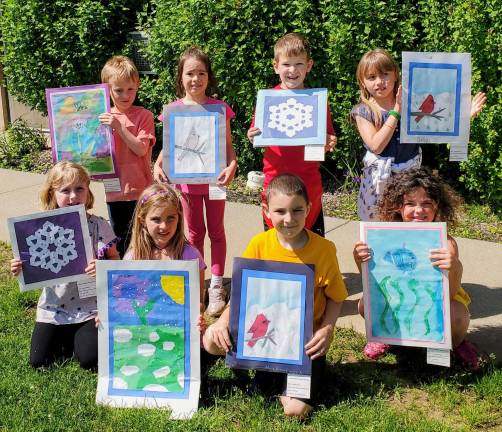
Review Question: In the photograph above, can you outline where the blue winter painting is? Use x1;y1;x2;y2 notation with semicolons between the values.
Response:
253;89;327;146
236;270;306;364
362;223;451;348
407;63;461;135
107;270;190;398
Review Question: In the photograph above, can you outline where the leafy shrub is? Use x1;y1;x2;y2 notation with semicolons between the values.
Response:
0;0;499;210
0;0;145;113
0;120;50;172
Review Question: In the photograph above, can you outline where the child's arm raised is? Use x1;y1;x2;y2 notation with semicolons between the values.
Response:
470;92;486;119
99;113;151;157
304;298;343;360
430;236;463;299
217;118;237;186
355;85;401;154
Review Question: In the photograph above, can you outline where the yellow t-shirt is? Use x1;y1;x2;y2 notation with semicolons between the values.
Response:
242;229;348;329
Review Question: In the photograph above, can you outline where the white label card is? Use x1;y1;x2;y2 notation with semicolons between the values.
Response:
77;276;97;299
209;185;227;200
286;374;311;399
304;145;325;161
102;178;121;193
427;348;451;367
449;144;468;162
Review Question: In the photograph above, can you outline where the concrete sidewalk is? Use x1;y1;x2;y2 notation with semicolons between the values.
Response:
1;168;501;363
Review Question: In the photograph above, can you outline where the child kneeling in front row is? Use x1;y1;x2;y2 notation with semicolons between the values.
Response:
354;168;478;369
203;174;348;418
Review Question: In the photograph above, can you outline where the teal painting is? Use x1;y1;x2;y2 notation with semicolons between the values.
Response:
361;222;452;349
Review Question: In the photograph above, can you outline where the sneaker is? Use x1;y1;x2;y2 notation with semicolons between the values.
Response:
206;284;226;316
363;342;391;360
452;340;480;371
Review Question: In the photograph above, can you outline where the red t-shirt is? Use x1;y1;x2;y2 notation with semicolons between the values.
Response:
251;85;335;229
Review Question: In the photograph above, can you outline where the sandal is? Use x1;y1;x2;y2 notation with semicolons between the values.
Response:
363;341;391;360
452;340;480;371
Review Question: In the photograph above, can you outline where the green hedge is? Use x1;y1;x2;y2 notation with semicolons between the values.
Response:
0;0;145;112
1;0;500;210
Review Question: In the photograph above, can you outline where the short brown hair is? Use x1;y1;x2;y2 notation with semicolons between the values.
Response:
40;161;94;210
266;173;309;205
274;33;311;61
175;47;217;98
101;55;140;84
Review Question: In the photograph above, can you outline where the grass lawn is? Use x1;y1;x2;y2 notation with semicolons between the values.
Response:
1;242;501;431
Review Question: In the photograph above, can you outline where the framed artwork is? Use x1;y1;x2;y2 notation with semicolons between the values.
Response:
226;258;314;375
401;52;471;144
46;84;117;178
7;205;93;291
162;104;226;184
96;260;200;418
253;88;327;147
360;222;451;350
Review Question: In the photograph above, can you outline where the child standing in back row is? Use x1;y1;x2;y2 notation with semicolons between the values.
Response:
99;55;156;257
351;48;487;221
153;48;238;316
247;33;337;237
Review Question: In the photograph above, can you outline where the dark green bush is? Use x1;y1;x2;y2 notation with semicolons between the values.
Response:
1;0;499;210
0;119;50;172
0;0;145;113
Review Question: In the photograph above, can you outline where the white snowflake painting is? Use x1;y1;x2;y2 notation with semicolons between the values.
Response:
267;98;314;138
253;88;328;147
7;205;93;291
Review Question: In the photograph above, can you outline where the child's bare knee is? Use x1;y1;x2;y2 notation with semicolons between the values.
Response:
280;396;312;418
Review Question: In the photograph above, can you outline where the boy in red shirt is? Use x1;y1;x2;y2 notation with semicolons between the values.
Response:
248;33;337;236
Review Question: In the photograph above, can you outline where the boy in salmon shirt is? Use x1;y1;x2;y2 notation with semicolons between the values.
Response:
99;55;155;256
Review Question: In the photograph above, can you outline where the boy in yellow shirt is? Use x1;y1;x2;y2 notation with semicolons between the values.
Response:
203;173;347;417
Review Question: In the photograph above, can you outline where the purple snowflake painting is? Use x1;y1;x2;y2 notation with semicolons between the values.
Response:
8;206;93;291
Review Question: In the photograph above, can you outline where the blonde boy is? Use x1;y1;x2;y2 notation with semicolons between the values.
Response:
248;33;337;238
203;174;347;418
99;55;156;256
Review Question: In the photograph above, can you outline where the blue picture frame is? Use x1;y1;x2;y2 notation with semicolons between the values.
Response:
406;63;462;137
253;88;327;147
162;104;226;184
400;52;471;145
226;258;314;375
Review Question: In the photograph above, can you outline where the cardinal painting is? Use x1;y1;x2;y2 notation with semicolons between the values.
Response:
246;313;271;347
415;94;435;123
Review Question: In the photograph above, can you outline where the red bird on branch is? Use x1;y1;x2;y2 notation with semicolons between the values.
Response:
247;313;270;347
415;94;435;123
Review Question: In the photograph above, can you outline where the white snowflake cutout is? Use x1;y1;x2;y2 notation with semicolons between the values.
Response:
26;221;78;274
267;98;314;137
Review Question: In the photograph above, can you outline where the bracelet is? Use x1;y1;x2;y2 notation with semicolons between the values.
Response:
388;110;401;120
384;122;396;130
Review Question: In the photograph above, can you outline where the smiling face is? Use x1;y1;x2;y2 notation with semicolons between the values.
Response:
54;180;90;208
362;68;397;101
109;77;138;112
143;204;180;250
273;54;313;90
264;191;311;245
400;187;438;222
181;57;209;102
